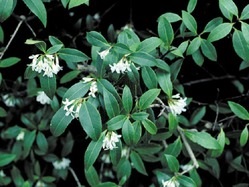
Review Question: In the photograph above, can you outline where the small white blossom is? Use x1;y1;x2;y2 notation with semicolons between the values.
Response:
28;54;62;77
35;180;47;187
167;93;187;116
101;153;111;164
62;98;82;119
180;164;193;172
103;131;122;150
162;177;180;187
82;77;94;83
36;91;51;105
0;170;6;177
2;94;16;107
98;47;111;60
89;81;98;98
109;57;131;74
52;158;71;170
16;131;25;141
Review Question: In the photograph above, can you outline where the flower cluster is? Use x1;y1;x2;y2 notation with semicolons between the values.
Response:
109;56;131;74
82;77;98;98
162;177;179;187
102;131;122;150
167;93;187;116
62;98;82;119
52;158;71;170
36;91;51;105
28;54;62;77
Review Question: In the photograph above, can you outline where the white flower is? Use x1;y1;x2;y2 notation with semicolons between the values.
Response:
62;98;82;119
103;131;122;150
180;164;193;172
35;180;47;187
109;57;131;74
0;170;6;177
52;158;71;170
16;131;25;141
162;178;180;187
98;47;111;60
82;77;94;83
101;154;111;164
89;81;98;98
2;94;16;107
167;93;187;116
36;91;51;105
28;54;62;77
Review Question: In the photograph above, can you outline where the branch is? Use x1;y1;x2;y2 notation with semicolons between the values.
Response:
68;167;84;187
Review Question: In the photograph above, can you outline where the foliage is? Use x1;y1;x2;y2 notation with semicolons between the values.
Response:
0;0;249;186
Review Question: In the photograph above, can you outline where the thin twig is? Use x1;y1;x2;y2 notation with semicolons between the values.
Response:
68;167;84;187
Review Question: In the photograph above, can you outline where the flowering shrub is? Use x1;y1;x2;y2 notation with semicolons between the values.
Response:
0;0;249;186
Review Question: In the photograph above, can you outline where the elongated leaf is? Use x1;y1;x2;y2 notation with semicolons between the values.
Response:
122;118;135;145
158;17;174;47
61;0;70;8
86;31;110;47
233;29;249;62
200;39;217;61
228;101;249;120
187;0;197;13
122;85;133;113
240;125;248;147
186;37;202;55
131;112;149;121
156;70;172;97
0;107;7;117
240;4;249;20
159;12;182;23
84;133;105;170
0;153;16;167
68;0;89;9
39;75;56;99
85;165;100;186
0;57;20;68
58;48;90;63
168;113;178;131
182;10;197;35
50;107;74;136
23;130;36;158
60;70;81;84
192;49;204;66
142;119;157;135
184;130;221;149
137;37;162;53
164;137;182;157
219;0;238;17
46;44;63;54
129;52;157;66
22;0;47;27
170;59;183;81
0;25;4;43
138;89;160;110
190;106;206;125
103;88;120;118
36;132;48;153
141;67;158;89
106;115;127;131
178;175;197;187
164;154;179;172
203;17;223;33
0;0;13;22
63;81;91;100
130;151;148;175
210;128;226;157
241;22;249;44
207;23;233;42
79;101;102;141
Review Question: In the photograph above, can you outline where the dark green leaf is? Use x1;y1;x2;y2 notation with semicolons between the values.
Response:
122;85;133;113
60;70;81;84
39;75;56;99
0;153;16;167
68;0;89;9
129;52;157;66
207;23;233;42
138;89;160;110
137;37;162;53
182;10;197;35
0;107;7;117
130;151;148;175
233;29;249;62
122;118;136;145
0;0;13;22
158;17;174;47
200;39;217;61
142;119;157;135
240;125;248;147
86;31;110;47
228;101;249;120
157;70;172;97
141;67;158;89
0;57;20;68
164;154;179;172
58;48;90;63
190;106;206;125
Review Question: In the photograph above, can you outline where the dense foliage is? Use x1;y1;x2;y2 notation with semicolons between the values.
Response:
0;0;249;186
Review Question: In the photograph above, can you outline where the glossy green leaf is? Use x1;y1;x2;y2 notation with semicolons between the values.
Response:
61;0;70;8
68;0;89;9
182;10;197;35
190;106;206;125
186;37;202;55
164;154;179;172
117;157;131;181
137;37;162;53
142;119;157;135
122;118;135;145
85;165;100;186
157;70;172;97
138;88;161;110
63;81;90;100
103;88;120;118
203;17;223;33
184;130;221;149
50;107;74;136
129;52;157;66
46;44;63;54
177;175;197;187
49;35;64;46
0;107;7;117
0;25;3;43
23;130;36;158
122;85;133;113
192;49;204;66
135;143;162;155
232;29;249;62
159;12;181;23
95;182;118;187
241;22;249;44
187;0;197;13
58;48;90;63
240;4;249;20
141;67;158;89
0;0;13;22
130;151;148;175
207;23;233;42
0;153;16;167
25;39;47;52
201;39;217;61
22;0;47;27
117;29;140;47
79;101;102;141
84;133;105;170
11;166;24;186
131;112;149;121
228;101;249;120
158;16;174;47
106;115;127;131
164;137;182;157
219;0;238;17
36;132;48;153
110;141;122;165
170;59;183;81
86;31;110;47
210;128;226;157
39;75;56;99
240;125;248;147
0;57;20;68
60;70;81;84
168;113;178;131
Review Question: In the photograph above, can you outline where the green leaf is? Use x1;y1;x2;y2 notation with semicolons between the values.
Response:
0;57;20;68
138;89;161;110
130;151;148;175
184;130;221;149
170;59;183;81
0;107;7;117
60;70;81;84
219;0;238;17
61;0;70;8
25;39;47;52
36;132;48;153
141;67;158;89
63;81;91;100
131;112;149;121
200;39;217;61
190;106;206;125
85;165;100;186
187;0;197;13
129;52;157;66
122;85;133;113
203;17;223;33
164;154;179;172
86;31;110;48
158;17;174;47
50;107;74;136
159;12;182;23
228;101;249;120
233;29;249;62
240;125;248;147
117;29;140;48
49;35;64;46
68;0;89;9
137;37;162;53
164;137;182;157
22;0;47;27
192;49;204;66
142;119;157;135
0;25;4;43
177;175;197;187
209;128;226;157
117;157;131;181
207;23;233;42
11;166;24;186
0;153;16;167
156;70;172;97
182;10;197;35
240;4;249;20
106;115;127;131
79;101;102;141
58;48;90;63
103;88;120;118
241;22;249;44
186;37;202;55
84;133;105;170
39;75;56;99
23;130;36;158
46;44;63;54
168;113;178;131
0;0;13;22
122;118;135;145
